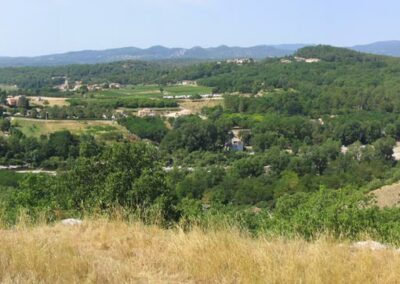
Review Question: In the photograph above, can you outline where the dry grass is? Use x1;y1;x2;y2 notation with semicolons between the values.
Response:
1;220;400;283
12;118;129;138
28;96;69;107
180;99;223;114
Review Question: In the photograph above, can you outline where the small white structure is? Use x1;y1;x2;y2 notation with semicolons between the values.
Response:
341;145;349;154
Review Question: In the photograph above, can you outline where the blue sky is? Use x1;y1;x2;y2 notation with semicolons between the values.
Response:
1;0;400;56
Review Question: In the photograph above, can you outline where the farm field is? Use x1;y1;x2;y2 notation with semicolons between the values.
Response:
93;84;213;99
11;118;129;140
28;96;69;107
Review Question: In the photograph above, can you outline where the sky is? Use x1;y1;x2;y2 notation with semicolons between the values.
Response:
1;0;400;56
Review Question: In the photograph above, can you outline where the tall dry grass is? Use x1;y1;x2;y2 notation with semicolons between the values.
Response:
0;220;400;283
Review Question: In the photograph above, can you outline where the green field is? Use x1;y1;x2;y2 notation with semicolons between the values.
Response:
93;84;213;99
12;118;129;140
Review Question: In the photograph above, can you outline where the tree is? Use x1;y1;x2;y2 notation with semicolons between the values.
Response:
373;137;395;161
0;119;11;132
17;96;29;109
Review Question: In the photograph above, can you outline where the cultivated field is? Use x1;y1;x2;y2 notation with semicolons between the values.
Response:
28;96;69;107
95;84;213;99
0;220;400;283
12;118;129;139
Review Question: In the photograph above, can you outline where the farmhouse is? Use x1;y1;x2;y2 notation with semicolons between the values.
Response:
6;97;18;107
231;137;244;151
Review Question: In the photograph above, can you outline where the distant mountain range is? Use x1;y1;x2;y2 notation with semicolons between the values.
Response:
1;41;400;67
351;41;400;57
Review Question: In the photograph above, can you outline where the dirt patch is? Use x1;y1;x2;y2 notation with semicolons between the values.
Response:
179;98;223;114
371;183;400;208
28;96;69;107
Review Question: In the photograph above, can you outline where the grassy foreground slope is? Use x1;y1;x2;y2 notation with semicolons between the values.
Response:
1;220;400;283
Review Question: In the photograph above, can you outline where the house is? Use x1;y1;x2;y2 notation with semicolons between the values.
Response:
137;108;156;117
231;137;244;151
6;97;18;107
305;58;321;63
229;127;251;151
294;56;320;63
109;83;121;89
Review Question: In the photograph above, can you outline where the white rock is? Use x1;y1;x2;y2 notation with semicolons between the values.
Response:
352;241;388;251
61;218;83;226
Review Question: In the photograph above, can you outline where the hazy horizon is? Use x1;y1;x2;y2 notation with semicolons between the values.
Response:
2;0;400;57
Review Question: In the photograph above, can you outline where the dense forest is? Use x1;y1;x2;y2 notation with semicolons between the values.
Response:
2;45;400;243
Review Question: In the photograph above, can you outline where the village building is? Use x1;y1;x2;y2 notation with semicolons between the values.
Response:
305;58;321;63
229;127;251;152
231;137;244;151
6;97;18;107
109;83;121;89
294;56;321;63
